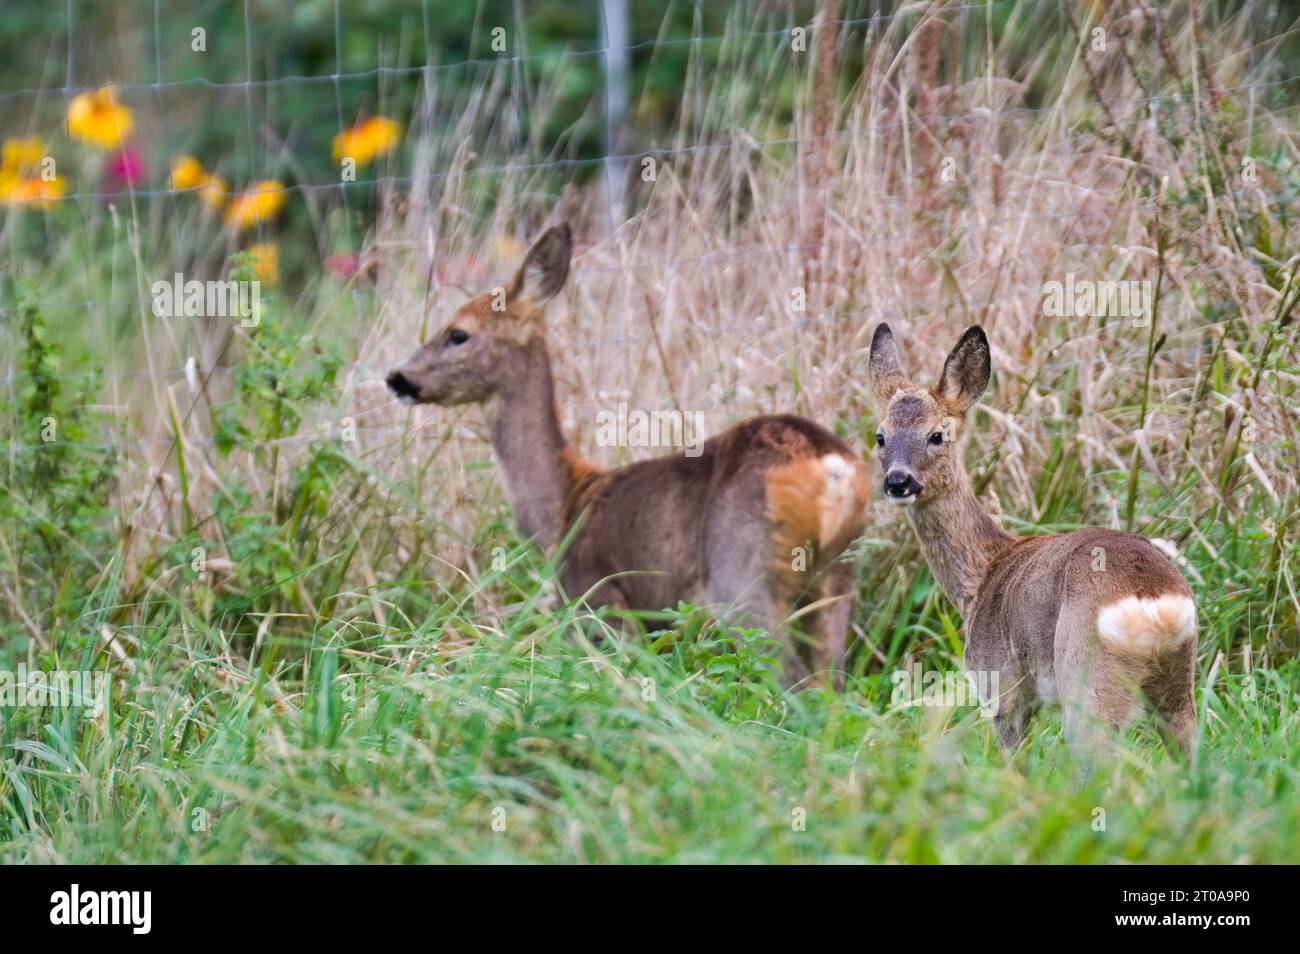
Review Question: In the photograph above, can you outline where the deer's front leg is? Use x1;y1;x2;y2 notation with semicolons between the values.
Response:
964;628;1037;749
557;558;636;641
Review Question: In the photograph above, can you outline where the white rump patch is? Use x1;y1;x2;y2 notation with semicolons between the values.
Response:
1096;594;1197;655
818;454;863;542
821;453;852;483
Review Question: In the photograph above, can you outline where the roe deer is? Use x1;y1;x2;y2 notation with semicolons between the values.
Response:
386;224;870;687
867;323;1198;757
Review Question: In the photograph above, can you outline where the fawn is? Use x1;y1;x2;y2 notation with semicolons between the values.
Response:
387;224;870;686
868;323;1198;756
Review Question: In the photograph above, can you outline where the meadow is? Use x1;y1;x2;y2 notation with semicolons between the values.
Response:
1;1;1298;863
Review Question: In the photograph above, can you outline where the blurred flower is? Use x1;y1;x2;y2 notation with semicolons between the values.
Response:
491;234;525;262
245;243;279;284
170;155;205;190
331;117;400;166
67;86;134;149
2;137;45;176
171;155;227;210
0;173;68;209
1;137;66;209
326;252;360;279
224;179;287;230
106;145;145;189
326;252;379;284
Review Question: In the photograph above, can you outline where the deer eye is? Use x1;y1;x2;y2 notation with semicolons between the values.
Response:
929;431;944;446
875;433;885;448
446;329;470;346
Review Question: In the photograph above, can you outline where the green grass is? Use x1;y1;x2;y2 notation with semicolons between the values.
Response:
2;543;1297;864
3;0;1299;865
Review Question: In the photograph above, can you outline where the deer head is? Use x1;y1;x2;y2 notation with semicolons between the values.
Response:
867;324;991;505
386;223;573;405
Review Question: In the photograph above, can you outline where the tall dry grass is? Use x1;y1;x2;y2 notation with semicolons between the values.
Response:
21;1;1299;667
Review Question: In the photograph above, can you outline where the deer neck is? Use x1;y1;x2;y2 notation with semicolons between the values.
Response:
907;469;1015;614
484;337;576;552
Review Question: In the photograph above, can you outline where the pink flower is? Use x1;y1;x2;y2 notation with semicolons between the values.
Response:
326;252;360;279
326;252;380;284
105;145;145;189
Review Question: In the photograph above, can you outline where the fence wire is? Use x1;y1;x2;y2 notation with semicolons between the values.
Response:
1;2;1290;458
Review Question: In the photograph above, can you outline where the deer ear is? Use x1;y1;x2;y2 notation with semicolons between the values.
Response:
507;223;572;307
936;325;991;412
869;323;909;407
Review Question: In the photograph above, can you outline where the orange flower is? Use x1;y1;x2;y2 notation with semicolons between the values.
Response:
245;243;279;284
0;173;68;209
332;117;400;166
224;179;287;230
1;138;66;209
67;86;134;149
171;155;227;210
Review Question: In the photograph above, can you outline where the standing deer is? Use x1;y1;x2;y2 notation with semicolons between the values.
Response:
386;224;870;687
868;323;1198;756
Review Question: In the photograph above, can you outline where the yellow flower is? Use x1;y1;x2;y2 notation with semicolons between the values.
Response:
171;156;227;210
491;234;525;262
331;117;400;166
2;137;46;176
170;155;206;190
224;179;288;230
67;86;134;149
0;172;68;209
245;243;279;284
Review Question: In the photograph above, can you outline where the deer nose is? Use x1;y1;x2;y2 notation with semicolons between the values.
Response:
884;469;921;499
386;371;420;399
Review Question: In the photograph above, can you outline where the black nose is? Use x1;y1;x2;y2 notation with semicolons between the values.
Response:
386;371;419;398
884;470;921;497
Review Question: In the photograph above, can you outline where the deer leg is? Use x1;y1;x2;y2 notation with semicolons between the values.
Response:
1059;598;1198;764
706;572;811;688
1159;702;1197;759
986;668;1036;749
558;562;636;642
965;638;1036;749
806;561;854;691
1063;647;1149;763
1052;602;1140;762
1143;640;1198;759
758;593;810;689
992;667;1038;749
702;483;811;687
704;571;808;688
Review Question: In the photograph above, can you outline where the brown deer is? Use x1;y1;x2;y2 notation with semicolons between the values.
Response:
386;224;870;687
868;323;1198;757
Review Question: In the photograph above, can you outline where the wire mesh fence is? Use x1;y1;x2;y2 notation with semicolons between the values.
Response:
2;1;1294;460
